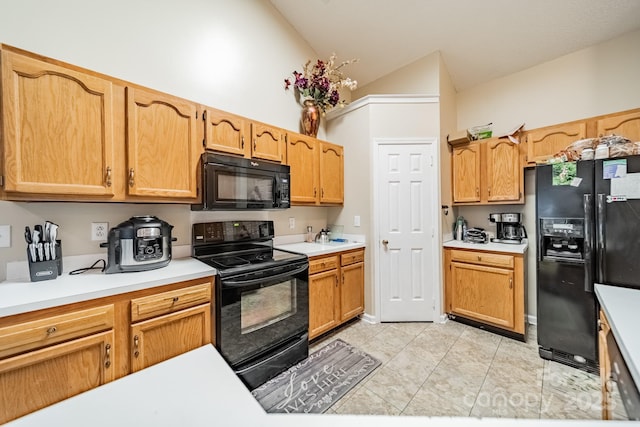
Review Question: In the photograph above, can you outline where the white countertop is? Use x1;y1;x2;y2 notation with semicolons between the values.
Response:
4;343;616;427
443;239;528;254
276;241;366;257
595;284;640;389
0;258;216;318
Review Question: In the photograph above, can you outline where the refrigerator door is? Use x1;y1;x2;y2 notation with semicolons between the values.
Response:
595;156;640;289
536;161;594;218
537;261;598;363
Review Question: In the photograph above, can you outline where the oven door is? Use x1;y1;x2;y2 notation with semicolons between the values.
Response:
217;261;309;367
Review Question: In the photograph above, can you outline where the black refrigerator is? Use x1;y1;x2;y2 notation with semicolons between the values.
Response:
536;155;640;373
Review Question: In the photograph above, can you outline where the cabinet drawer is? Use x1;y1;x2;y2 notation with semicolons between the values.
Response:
450;249;514;269
131;282;212;323
0;305;114;359
309;255;339;275
341;249;365;266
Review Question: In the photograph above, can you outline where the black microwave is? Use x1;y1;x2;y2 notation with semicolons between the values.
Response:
191;152;290;210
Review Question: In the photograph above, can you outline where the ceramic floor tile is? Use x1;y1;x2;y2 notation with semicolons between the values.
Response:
334;386;401;415
402;382;474;417
387;322;429;337
360;365;422;411
385;345;439;385
539;387;601;419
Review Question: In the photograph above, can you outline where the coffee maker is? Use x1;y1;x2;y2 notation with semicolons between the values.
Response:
488;213;527;244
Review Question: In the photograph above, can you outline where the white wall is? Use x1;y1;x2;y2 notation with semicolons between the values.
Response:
0;0;327;281
457;29;640;133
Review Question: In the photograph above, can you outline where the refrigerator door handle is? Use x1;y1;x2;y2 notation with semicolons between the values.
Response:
596;193;606;283
583;194;594;293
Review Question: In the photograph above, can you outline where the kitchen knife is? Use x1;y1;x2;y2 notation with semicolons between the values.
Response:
49;223;58;260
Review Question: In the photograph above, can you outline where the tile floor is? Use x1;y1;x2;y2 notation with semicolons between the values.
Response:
309;319;627;419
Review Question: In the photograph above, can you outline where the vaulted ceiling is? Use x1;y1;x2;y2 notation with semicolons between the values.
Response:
269;0;640;91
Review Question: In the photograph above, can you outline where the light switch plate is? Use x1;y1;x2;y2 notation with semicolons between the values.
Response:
0;225;11;248
289;217;295;229
354;216;361;227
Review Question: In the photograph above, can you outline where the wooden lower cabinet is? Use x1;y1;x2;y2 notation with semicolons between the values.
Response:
0;326;114;424
444;248;525;337
0;276;213;423
130;304;211;372
599;309;613;420
308;249;365;339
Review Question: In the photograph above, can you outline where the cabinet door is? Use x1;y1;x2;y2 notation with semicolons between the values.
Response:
525;122;586;166
341;262;364;322
318;142;344;204
596;109;640;141
204;108;249;157
250;122;284;162
130;304;211;372
0;331;114;424
450;262;515;329
126;87;200;199
452;144;481;203
1;49;116;197
287;133;318;204
309;270;339;339
486;138;520;202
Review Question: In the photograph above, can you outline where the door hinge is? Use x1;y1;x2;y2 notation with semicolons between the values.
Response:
0;175;4;187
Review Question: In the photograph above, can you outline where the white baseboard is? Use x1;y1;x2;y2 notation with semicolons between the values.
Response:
527;314;538;326
359;313;377;324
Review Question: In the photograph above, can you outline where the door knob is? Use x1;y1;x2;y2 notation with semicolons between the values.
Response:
382;240;389;245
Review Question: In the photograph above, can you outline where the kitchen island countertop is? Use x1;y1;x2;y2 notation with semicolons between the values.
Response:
3;342;618;427
595;283;640;391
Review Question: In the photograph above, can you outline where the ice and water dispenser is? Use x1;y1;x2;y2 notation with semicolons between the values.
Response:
538;218;585;262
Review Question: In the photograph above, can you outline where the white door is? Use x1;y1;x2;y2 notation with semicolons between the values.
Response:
377;142;438;322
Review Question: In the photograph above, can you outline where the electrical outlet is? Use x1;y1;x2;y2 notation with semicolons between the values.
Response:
0;225;10;248
91;222;109;241
354;215;361;227
289;217;295;229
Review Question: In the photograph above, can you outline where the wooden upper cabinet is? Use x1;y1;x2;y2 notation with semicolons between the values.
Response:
452;139;522;205
0;47;117;198
319;141;344;204
452;143;481;203
524;122;587;166
486;138;520;202
126;87;200;200
251;122;284;163
203;108;249;157
596;109;640;141
287;133;318;204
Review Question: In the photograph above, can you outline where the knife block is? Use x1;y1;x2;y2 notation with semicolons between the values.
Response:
27;240;62;282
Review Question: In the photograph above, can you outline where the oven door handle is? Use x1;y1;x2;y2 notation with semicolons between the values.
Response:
223;264;308;287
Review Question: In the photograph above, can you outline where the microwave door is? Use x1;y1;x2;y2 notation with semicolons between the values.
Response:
212;166;275;209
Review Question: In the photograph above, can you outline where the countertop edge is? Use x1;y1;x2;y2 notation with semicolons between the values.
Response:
0;258;216;318
442;239;528;254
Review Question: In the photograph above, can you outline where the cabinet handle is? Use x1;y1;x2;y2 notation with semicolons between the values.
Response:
172;296;179;303
46;326;57;335
322;188;325;198
314;188;317;197
128;168;135;187
509;278;513;289
105;343;111;368
105;166;112;187
254;139;257;151
477;256;481;261
488;187;491;195
335;275;338;287
133;335;140;358
241;135;245;149
476;187;479;196
342;273;344;283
